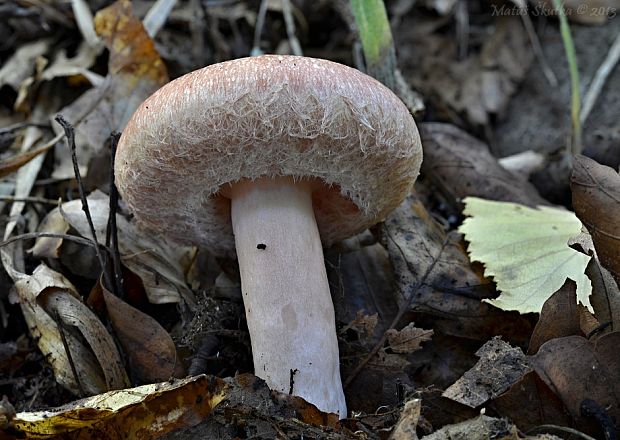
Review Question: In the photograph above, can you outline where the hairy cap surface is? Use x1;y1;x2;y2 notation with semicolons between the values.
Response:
115;55;422;255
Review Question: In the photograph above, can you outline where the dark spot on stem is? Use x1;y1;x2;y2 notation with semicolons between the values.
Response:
257;243;266;250
289;368;299;395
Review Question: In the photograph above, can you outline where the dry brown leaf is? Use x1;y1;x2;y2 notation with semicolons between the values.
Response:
490;370;572;432
102;280;184;383
420;123;548;208
586;257;620;333
532;333;620;423
572;155;620;285
443;337;531;408
386;323;433;354
528;280;582;355
52;0;168;179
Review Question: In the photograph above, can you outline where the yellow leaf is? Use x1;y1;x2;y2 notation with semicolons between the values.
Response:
459;197;592;313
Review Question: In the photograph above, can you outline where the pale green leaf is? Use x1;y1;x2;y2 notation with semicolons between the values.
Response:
459;197;592;314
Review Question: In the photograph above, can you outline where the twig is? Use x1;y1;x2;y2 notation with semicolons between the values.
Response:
0;122;52;135
0;232;104;249
281;0;303;56
0;196;60;205
520;12;558;87
54;309;85;397
55;115;113;291
455;0;469;60
580;30;620;125
251;0;269;55
106;133;124;298
343;233;449;388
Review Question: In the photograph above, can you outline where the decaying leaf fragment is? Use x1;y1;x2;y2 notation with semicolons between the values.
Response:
389;399;421;440
421;415;559;440
459;197;592;314
386;323;433;354
10;375;228;439
443;337;530;408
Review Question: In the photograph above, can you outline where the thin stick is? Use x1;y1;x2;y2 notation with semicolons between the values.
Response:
0;122;52;135
281;0;302;56
106;132;124;298
0;232;104;249
251;0;269;55
520;13;557;87
55;115;113;291
54;309;85;397
0;196;60;205
343;233;449;388
580;30;620;124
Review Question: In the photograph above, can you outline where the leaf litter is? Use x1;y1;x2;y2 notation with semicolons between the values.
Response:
1;0;620;439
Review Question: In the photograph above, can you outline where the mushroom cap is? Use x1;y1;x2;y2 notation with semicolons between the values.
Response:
115;55;422;256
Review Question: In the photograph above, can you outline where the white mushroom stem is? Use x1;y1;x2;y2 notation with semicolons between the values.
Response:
229;177;347;418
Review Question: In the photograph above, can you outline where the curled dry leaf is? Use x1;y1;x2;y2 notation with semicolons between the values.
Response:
10;375;228;439
386;323;433;354
39;289;129;390
571;155;620;285
13;264;128;395
100;279;185;383
52;0;168;179
33;191;195;305
419;123;548;208
443;337;530;408
586;257;620;333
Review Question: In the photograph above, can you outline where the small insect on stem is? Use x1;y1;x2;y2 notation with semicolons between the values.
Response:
256;243;267;250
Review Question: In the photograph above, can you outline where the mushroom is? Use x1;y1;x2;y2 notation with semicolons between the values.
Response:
115;55;422;417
